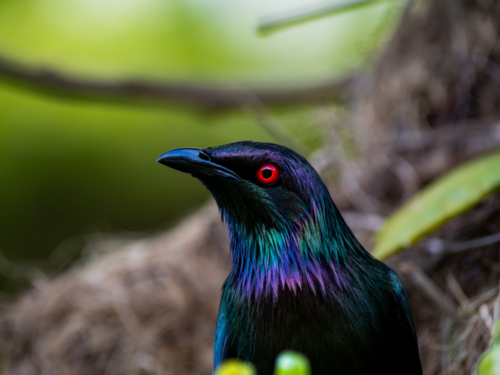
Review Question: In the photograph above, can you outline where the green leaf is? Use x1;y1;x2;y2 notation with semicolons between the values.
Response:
478;346;500;375
273;351;311;375
215;360;256;375
478;319;500;375
373;151;500;260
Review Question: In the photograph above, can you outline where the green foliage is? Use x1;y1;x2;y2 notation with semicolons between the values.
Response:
0;0;403;292
478;346;500;375
478;319;500;375
274;351;311;375
373;151;500;260
216;351;311;375
216;360;256;375
0;0;399;81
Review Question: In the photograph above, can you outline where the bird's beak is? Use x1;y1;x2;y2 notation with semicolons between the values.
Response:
156;148;240;180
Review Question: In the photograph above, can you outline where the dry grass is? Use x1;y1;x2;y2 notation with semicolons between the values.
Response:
0;204;230;375
387;195;500;375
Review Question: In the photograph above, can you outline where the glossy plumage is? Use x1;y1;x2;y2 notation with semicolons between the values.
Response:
157;142;422;375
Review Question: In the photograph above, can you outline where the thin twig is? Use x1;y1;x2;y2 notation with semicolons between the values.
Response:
241;94;310;155
407;267;458;317
446;271;470;308
392;121;500;153
449;232;500;253
424;231;500;271
479;304;495;334
0;55;352;111
258;0;392;35
461;287;500;316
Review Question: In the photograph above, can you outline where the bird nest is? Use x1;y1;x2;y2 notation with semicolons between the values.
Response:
0;204;230;375
387;194;500;375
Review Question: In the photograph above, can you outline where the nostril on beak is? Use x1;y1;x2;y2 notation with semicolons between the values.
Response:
199;152;211;161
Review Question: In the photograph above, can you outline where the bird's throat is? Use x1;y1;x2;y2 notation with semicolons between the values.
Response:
224;204;363;300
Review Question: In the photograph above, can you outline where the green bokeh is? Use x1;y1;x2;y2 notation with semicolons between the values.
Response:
0;87;269;261
0;0;402;291
274;351;311;375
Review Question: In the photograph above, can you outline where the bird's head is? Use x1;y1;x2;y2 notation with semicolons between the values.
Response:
157;141;328;229
157;141;366;296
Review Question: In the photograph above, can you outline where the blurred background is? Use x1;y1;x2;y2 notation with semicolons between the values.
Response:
0;0;399;293
2;0;500;374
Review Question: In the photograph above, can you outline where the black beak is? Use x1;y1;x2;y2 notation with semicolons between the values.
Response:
156;148;240;180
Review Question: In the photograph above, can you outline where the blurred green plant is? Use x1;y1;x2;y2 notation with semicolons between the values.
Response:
373;151;500;260
216;360;256;375
477;318;500;375
216;351;311;375
274;351;311;375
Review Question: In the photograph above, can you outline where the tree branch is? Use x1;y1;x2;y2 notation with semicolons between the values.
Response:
0;56;352;111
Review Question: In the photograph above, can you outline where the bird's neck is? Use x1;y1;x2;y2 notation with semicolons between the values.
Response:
224;198;370;299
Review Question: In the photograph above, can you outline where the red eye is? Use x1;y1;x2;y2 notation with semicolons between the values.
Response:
256;164;280;185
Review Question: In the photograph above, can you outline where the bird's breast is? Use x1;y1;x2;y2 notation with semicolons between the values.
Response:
218;264;420;375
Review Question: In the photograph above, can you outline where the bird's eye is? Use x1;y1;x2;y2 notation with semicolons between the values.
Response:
256;164;280;185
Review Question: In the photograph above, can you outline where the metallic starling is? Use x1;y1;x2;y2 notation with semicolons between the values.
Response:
157;141;422;375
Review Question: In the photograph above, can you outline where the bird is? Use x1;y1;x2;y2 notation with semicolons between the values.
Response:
156;141;422;375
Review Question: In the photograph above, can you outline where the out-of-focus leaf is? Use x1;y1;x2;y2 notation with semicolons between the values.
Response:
216;359;256;375
477;319;500;375
478;346;500;375
373;151;500;260
274;351;311;375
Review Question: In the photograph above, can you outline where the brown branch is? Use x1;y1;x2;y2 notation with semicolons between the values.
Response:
0;55;353;111
392;121;500;154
